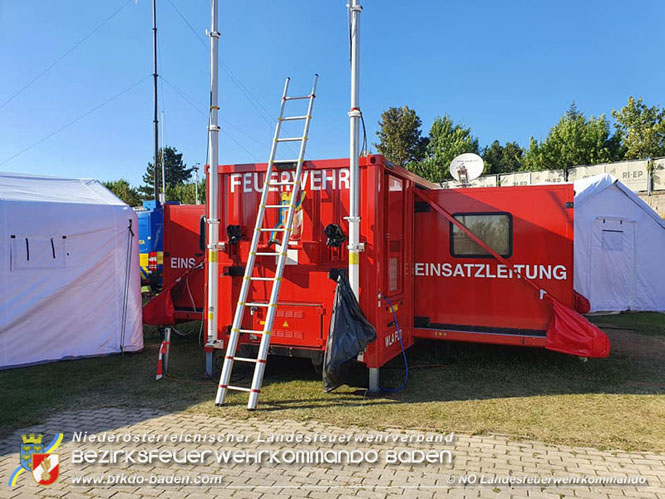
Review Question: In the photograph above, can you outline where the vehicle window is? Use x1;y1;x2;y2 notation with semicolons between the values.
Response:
450;213;512;258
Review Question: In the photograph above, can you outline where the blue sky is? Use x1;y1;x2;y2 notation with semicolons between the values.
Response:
1;0;664;187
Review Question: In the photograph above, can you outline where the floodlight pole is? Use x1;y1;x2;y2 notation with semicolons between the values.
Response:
205;0;221;376
348;0;362;300
152;0;160;204
347;0;378;392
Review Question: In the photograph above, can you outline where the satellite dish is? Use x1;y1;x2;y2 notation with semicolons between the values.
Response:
450;153;484;185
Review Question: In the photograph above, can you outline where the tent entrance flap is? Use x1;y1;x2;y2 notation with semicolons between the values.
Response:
589;218;636;312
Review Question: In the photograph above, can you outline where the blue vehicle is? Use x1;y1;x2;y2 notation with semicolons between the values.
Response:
136;200;179;289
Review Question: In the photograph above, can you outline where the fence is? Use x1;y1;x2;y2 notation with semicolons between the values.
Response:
440;157;665;194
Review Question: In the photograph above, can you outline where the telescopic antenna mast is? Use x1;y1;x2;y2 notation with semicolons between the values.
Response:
204;0;221;375
152;0;160;204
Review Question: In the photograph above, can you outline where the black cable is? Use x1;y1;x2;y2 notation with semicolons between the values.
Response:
0;0;132;111
0;75;151;167
165;0;280;129
360;110;368;156
165;0;301;159
160;75;262;162
348;5;353;64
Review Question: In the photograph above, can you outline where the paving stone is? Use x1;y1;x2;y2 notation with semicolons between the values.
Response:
1;408;663;499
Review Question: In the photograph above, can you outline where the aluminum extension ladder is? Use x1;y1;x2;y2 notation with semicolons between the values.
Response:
215;75;319;410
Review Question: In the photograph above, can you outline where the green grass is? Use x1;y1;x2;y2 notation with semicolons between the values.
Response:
589;311;665;336
1;315;664;451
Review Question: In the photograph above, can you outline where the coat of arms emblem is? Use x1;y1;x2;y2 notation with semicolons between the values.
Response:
31;453;60;485
9;432;63;487
20;434;43;471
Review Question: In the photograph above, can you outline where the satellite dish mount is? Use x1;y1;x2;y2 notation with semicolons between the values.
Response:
449;153;484;187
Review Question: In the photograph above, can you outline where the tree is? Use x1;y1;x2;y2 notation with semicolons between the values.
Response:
166;180;206;205
139;146;193;199
375;106;429;167
421;115;479;182
612;96;665;160
102;179;141;206
523;103;622;171
482;140;524;174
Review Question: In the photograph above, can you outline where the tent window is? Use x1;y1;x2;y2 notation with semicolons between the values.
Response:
10;236;67;271
450;212;513;258
602;229;623;252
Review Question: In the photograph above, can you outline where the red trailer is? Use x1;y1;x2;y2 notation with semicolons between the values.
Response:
198;154;607;379
413;185;574;348
162;204;206;323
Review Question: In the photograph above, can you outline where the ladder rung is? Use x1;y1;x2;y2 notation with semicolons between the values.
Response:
267;181;297;186
238;328;270;335
231;356;266;364
227;385;252;393
243;302;273;308
248;276;277;281
276;137;304;142
284;95;312;101
254;252;283;256
257;227;286;232
263;204;285;208
281;115;309;121
274;159;299;164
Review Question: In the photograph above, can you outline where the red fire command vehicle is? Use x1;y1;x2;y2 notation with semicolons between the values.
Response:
184;154;604;373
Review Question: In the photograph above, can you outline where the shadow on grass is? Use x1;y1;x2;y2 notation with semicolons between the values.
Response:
1;315;664;452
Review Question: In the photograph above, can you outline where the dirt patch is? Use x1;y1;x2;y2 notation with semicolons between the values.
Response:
602;327;665;362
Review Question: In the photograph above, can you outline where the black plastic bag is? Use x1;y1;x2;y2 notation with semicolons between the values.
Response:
323;273;377;392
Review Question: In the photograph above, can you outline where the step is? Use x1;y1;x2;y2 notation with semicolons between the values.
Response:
281;115;309;121
284;95;312;101
276;137;304;142
268;180;298;186
227;356;266;364
224;385;252;393
238;328;271;335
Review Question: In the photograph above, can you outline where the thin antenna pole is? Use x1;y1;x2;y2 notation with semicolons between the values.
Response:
152;0;160;204
194;163;200;204
205;0;221;376
160;110;166;203
348;0;362;299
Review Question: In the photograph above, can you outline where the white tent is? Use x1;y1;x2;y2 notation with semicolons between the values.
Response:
574;174;665;313
0;172;143;369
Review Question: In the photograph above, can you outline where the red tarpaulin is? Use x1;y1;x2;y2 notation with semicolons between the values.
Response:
415;190;610;359
546;299;610;358
574;290;591;314
142;256;204;326
143;288;175;325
